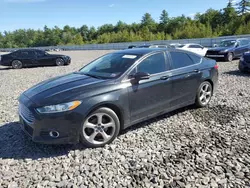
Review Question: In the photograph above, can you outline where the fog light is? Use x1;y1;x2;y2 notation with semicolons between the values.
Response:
49;131;59;138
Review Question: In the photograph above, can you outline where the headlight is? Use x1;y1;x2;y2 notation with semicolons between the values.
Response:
240;56;244;61
37;101;82;113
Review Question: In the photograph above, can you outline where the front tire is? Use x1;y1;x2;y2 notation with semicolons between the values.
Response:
12;60;23;69
80;107;120;148
55;58;64;66
195;81;213;108
225;52;233;62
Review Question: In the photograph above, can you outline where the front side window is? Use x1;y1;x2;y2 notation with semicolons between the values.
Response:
170;52;195;69
136;53;166;74
239;40;249;46
79;53;141;79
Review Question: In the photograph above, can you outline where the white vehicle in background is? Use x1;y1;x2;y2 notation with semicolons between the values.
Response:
177;43;208;56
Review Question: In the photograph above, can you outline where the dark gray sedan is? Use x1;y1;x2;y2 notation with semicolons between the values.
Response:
18;48;218;147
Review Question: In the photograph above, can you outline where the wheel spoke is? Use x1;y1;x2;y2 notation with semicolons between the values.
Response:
204;84;209;91
101;131;110;142
96;113;103;125
88;132;98;142
200;95;205;101
206;91;211;96
85;122;96;129
103;121;115;128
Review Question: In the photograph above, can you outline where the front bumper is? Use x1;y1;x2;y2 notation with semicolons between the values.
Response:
18;95;81;144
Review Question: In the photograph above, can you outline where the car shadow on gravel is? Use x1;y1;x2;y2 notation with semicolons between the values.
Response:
0;122;83;160
224;70;250;77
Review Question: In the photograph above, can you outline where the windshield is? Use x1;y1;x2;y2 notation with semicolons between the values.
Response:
79;53;141;79
219;40;236;47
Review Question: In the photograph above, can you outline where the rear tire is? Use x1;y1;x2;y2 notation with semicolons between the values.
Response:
195;81;213;108
55;58;64;66
12;60;23;69
80;107;120;148
225;52;233;62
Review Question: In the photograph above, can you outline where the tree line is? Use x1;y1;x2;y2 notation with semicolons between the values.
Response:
1;0;250;48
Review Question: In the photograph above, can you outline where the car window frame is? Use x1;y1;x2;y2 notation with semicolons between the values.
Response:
168;51;202;71
121;51;170;82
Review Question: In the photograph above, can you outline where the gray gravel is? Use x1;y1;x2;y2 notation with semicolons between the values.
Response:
0;51;250;188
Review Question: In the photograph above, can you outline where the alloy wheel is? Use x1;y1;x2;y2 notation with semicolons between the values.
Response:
199;83;212;105
82;112;116;145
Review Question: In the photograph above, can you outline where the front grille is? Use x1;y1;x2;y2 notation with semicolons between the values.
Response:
19;103;35;124
206;51;220;55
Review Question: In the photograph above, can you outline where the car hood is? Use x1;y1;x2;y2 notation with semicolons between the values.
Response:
208;47;234;52
22;72;111;106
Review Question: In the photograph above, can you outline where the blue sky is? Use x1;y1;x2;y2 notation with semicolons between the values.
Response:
1;0;231;32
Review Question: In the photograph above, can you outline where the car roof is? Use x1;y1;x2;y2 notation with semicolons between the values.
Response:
115;48;189;55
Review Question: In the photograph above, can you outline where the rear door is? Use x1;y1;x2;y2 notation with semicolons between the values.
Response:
127;52;172;123
19;51;36;66
169;51;202;107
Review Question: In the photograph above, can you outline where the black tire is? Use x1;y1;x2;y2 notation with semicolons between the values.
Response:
80;107;120;148
12;60;23;69
195;81;213;108
239;63;246;73
55;58;65;66
225;52;233;62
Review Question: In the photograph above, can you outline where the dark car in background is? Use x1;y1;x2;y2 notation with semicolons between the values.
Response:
0;49;71;69
239;52;250;72
18;48;218;147
205;38;250;61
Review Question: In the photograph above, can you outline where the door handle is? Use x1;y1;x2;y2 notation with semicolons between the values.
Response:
193;69;200;73
160;76;170;80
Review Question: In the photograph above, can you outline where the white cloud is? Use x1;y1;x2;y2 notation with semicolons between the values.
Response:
4;0;46;3
109;4;114;8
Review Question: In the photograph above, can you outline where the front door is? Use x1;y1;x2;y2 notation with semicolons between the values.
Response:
127;52;172;124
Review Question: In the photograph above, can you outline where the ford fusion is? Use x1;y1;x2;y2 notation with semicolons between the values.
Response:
18;48;218;147
0;49;71;69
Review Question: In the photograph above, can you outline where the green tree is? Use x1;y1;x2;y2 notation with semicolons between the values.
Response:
237;0;250;15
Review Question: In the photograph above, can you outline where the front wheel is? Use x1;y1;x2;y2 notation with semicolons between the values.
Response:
225;52;233;62
195;81;213;108
12;60;23;69
80;107;120;148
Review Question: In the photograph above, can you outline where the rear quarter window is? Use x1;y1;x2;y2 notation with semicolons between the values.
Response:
170;52;195;69
188;54;202;64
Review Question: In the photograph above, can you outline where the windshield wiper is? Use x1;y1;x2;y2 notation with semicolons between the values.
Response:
82;73;103;79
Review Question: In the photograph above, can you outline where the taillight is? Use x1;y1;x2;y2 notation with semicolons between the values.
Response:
214;64;219;70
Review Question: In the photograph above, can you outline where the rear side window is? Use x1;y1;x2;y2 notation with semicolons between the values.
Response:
170;52;195;69
20;51;35;57
137;52;166;74
188;54;202;64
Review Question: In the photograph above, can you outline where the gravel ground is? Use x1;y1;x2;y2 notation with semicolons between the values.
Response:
0;50;250;188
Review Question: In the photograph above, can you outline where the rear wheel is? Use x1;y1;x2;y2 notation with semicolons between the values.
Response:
55;58;64;66
195;81;213;108
12;60;23;69
80;107;120;148
225;52;233;62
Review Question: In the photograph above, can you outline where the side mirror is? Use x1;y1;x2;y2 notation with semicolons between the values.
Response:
236;43;239;48
129;72;150;82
